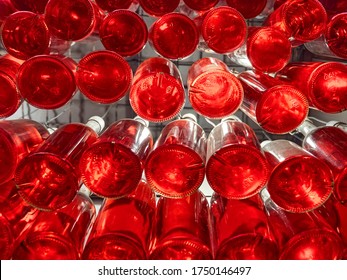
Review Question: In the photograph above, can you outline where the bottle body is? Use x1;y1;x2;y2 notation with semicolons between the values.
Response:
10;0;48;14
95;0;139;12
225;0;267;19
139;0;180;17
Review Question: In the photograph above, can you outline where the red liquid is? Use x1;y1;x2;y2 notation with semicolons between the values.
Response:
325;13;347;59
211;193;278;260
76;51;132;104
206;120;269;199
0;119;49;184
12;192;96;260
226;0;267;19
188;57;243;119
83;181;155;260
145;118;206;198
0;0;17;26
15;122;99;211
130;57;185;122
275;62;347;113
201;6;247;54
95;0;139;12
139;0;180;17
238;71;309;134
183;0;218;12
150;191;212;260
263;195;343;260
318;0;347;16
99;10;147;57
10;0;48;14
263;140;334;213
302;126;347;204
17;55;77;109
44;0;97;41
149;13;199;60
0;55;22;117
332;199;347;247
80;119;153;198
265;0;327;44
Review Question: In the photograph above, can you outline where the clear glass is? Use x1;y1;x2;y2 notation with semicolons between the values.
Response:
238;71;309;134
76;50;132;104
262;190;343;260
0;180;39;260
0;119;49;184
15;120;100;211
80;118;153;198
262;139;334;213
12;192;96;260
210;193;278;259
139;0;180;17
130;57;185;122
225;0;267;19
95;0;139;12
148;12;199;60
82;180;155;260
187;57;243;119
16;54;77;109
99;10;148;57
150;191;212;260
0;55;22;117
10;0;48;14
145;116;206;198
275;62;347;113
228;26;292;73
206;119;269;199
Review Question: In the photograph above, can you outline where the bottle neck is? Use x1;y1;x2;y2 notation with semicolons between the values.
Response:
85;116;105;134
296;120;316;136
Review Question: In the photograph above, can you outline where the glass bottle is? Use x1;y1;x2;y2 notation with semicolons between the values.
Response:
275;62;347;113
187;57;243;119
148;12;199;60
99;10;147;57
10;0;48;14
317;0;347;17
0;118;50;184
139;0;180;17
0;0;16;26
80;117;153;198
225;0;267;19
12;192;96;260
237;71;309;134
326;121;347;132
82;180;155;260
15;116;105;211
95;0;139;12
145;114;206;198
206;117;269;199
150;191;212;260
182;0;218;13
228;26;292;73
76;50;132;104
210;193;278;259
261;189;343;260
16;54;77;109
261;139;334;213
0;55;22;118
130;57;185;122
297;120;347;204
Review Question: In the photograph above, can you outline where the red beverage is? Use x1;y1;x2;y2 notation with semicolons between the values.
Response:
15;117;104;211
95;0;139;12
76;51;132;104
148;13;199;60
264;0;327;45
0;119;49;184
0;180;38;259
238;71;309;134
332;199;347;247
44;0;97;41
10;0;48;14
298;121;347;204
145;114;206;198
130;57;185;122
228;26;292;73
211;193;278;259
139;0;180;17
187;57;243;119
12;192;96;260
200;6;247;54
275;62;347;113
16;55;77;109
150;191;212;260
262;139;334;213
80;118;153;198
183;0;218;12
226;0;267;19
327;121;347;132
0;0;16;26
262;190;343;260
206;118;269;199
0;55;22;117
318;0;347;16
99;10;147;57
83;181;155;260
